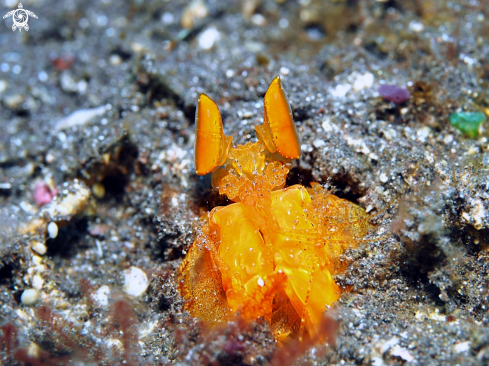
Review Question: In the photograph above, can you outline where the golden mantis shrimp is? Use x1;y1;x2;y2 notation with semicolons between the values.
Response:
178;76;374;341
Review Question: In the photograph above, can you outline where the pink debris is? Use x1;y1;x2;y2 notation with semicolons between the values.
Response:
33;181;58;206
49;52;75;71
378;84;410;104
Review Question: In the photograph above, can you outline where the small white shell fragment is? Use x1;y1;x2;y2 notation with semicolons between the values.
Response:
391;345;414;362
198;27;220;50
21;288;40;305
32;275;44;291
0;79;7;93
123;266;149;297
330;83;351;98
353;72;374;91
453;341;471;353
380;172;388;183
31;241;47;255
93;285;110;306
55;105;106;131
47;222;58;239
312;139;326;148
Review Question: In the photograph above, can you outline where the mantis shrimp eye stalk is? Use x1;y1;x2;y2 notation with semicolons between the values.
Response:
194;93;233;175
256;75;300;159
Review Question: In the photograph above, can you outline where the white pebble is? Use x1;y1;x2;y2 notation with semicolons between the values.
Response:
93;285;110;306
123;266;149;297
47;222;58;239
31;241;47;255
409;20;424;32
110;54;122;66
21;288;40;305
312;139;326;148
353;72;374;91
32;275;44;291
280;67;290;76
379;172;388;183
0;79;7;93
198;27;220;50
330;83;351;98
454;341;471;353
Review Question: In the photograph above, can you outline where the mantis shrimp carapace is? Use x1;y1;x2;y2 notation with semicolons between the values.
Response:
178;76;375;341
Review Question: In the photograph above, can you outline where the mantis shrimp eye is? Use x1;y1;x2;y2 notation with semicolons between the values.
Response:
255;75;301;159
194;93;233;175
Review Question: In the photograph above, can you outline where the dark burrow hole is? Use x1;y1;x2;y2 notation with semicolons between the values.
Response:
304;23;326;41
137;72;196;122
158;296;171;312
194;173;231;214
288;167;366;204
286;166;315;187
102;174;129;201
0;263;13;285
84;138;138;202
329;174;366;204
46;218;88;258
399;235;446;305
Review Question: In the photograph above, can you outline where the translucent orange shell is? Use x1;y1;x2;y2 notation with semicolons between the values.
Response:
179;168;372;340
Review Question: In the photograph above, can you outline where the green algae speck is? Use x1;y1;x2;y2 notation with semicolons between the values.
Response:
449;112;486;138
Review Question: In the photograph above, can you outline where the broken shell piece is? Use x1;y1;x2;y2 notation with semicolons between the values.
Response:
93;285;110;306
31;241;47;255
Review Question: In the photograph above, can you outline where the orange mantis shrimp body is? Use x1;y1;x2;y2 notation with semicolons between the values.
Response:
178;76;373;341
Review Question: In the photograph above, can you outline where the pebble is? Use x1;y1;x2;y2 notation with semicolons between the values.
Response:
31;241;47;255
449;111;486;138
21;288;40;305
92;183;106;199
453;341;471;353
378;85;410;104
47;222;58;239
3;94;24;109
32;275;44;291
352;72;374;91
93;285;110;306
198;27;220;50
123;266;149;297
181;0;208;28
280;67;290;76
109;54;122;66
0;79;7;93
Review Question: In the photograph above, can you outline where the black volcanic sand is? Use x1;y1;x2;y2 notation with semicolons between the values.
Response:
1;0;489;365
